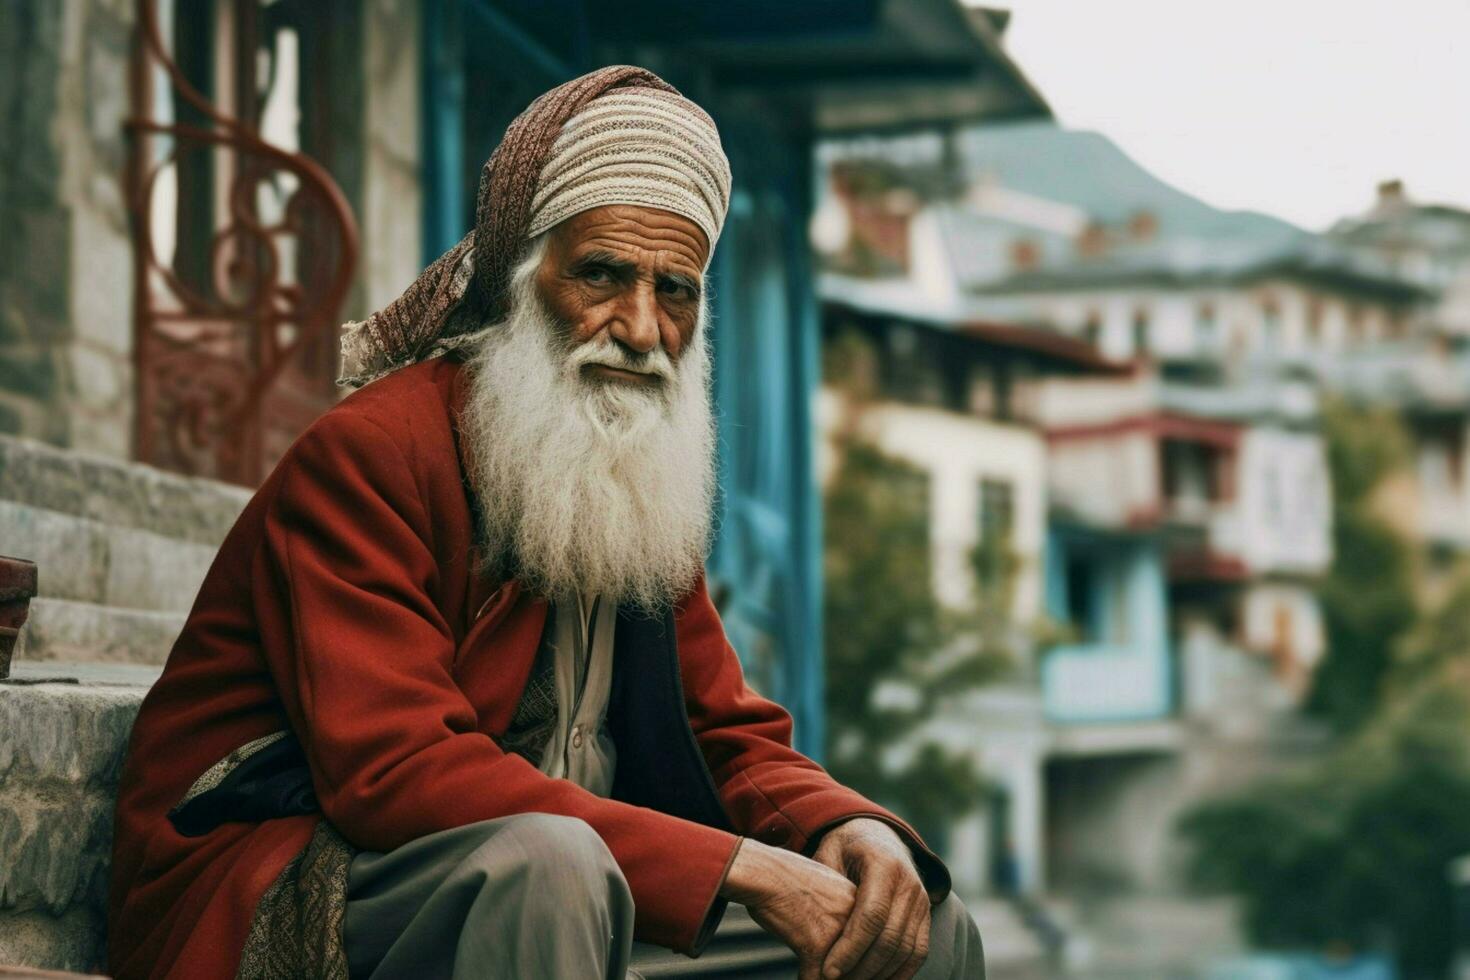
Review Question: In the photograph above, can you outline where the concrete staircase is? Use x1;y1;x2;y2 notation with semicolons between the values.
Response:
1;434;250;667
0;436;249;974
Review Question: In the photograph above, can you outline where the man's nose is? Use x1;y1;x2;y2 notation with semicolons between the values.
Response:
608;283;660;354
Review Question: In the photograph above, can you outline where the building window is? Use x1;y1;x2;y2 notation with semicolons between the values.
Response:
1196;302;1218;352
939;341;969;413
1264;461;1284;525
1261;295;1281;352
1082;310;1103;348
978;478;1015;590
885;324;941;405
1131;308;1150;357
980;478;1015;542
1347;305;1365;346
967;364;995;417
1064;554;1099;642
1306;298;1324;343
1163;440;1230;510
1009;238;1042;271
993;362;1014;422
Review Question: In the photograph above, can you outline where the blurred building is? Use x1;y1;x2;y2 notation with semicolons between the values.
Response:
814;282;1130;971
1329;179;1470;307
818;287;1128;618
809;115;1462;957
1327;181;1470;582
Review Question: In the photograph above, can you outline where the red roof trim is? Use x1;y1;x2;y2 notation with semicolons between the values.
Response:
958;320;1133;374
1169;552;1251;583
1046;412;1242;448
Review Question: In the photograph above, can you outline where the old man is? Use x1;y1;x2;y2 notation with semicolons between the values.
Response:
109;66;982;980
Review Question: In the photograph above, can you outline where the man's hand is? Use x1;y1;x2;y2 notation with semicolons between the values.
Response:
720;837;856;979
810;817;932;980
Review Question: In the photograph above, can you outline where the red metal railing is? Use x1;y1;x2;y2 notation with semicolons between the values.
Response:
125;0;358;485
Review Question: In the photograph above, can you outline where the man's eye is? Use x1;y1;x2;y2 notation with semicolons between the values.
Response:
581;267;611;284
659;281;693;300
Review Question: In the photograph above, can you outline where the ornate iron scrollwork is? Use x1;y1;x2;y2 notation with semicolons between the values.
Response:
126;0;358;485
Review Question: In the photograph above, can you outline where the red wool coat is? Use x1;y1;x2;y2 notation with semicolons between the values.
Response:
108;355;947;979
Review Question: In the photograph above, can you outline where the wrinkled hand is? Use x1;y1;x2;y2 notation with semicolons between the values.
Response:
720;837;857;979
811;817;932;980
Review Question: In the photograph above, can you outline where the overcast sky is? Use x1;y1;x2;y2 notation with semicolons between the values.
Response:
976;0;1470;232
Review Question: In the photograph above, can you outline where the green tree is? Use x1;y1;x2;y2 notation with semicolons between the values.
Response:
1179;589;1470;976
1179;400;1470;977
1305;399;1417;732
822;333;1011;841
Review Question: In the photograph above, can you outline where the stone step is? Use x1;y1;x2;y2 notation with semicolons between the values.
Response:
969;899;1051;972
0;663;158;974
1;500;218;613
0;435;250;547
14;598;184;666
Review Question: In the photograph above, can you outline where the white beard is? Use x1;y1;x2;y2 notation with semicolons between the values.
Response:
461;239;717;612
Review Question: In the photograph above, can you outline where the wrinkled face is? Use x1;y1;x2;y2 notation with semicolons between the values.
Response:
462;205;717;609
534;204;710;390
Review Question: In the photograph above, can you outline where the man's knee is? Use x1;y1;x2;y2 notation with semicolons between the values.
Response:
921;894;985;980
933;894;983;949
465;813;629;911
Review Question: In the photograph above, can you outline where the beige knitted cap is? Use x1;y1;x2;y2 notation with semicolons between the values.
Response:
525;87;732;258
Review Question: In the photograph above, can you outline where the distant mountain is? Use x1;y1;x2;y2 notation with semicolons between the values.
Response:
958;120;1306;248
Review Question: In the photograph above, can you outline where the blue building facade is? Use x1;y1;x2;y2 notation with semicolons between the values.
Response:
1042;523;1174;723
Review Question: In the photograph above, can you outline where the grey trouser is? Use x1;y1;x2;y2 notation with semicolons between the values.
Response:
342;813;985;979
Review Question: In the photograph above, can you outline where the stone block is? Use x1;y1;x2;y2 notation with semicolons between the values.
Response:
0;400;24;436
0;910;110;976
11;209;70;332
99;524;216;612
1;2;64;208
0;786;115;915
0;502;108;609
62;346;124;412
0;352;56;403
0;666;153;791
0;394;61;446
66;207;131;355
0;435;250;545
0;664;154;975
15;598;184;666
60;408;130;463
81;4;131;206
0;500;218;612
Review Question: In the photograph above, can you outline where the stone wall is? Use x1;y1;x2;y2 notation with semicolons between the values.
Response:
361;0;424;316
0;434;242;975
0;664;157;974
0;0;136;456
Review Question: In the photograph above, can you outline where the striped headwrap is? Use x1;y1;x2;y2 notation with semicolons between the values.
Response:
338;65;731;388
527;88;730;253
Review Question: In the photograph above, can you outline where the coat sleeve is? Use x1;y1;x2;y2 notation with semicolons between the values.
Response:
251;410;740;953
675;577;952;899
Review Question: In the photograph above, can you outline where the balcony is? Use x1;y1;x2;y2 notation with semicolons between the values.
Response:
1040;643;1172;724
